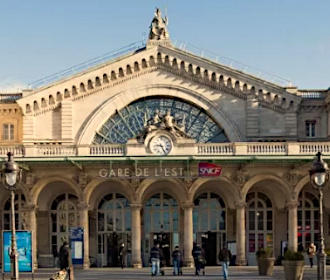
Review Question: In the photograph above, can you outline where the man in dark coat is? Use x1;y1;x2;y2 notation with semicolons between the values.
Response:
58;241;73;279
192;243;203;276
118;243;126;269
150;243;161;276
172;246;182;276
218;246;232;280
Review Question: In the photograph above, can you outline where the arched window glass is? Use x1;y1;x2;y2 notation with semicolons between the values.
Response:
3;193;26;230
93;97;228;144
193;192;226;265
298;191;319;248
50;193;79;255
96;193;131;267
246;192;273;261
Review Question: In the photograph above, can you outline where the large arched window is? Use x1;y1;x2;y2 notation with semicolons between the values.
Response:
193;192;226;265
298;191;319;248
246;192;273;265
3;193;26;230
50;193;79;254
97;193;131;267
93;97;228;144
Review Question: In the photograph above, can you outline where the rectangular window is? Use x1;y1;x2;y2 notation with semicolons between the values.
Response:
2;123;14;140
305;120;316;137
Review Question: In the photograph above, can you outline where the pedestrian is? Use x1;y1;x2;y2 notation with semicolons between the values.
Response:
150;243;161;276
192;243;203;276
307;242;316;268
218;246;232;280
298;243;304;253
118;243;126;269
58;241;73;280
172;246;182;276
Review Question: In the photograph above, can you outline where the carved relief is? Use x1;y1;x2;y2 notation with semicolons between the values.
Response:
284;166;303;188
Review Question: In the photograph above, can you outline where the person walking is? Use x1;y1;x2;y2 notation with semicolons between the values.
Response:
192;243;203;276
150;243;161;276
118;243;126;269
172;246;182;276
58;241;73;280
218;246;232;280
307;242;316;268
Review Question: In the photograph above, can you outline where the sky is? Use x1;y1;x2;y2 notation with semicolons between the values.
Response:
0;0;330;91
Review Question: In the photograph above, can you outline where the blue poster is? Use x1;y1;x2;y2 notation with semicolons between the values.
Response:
3;231;32;272
69;227;84;265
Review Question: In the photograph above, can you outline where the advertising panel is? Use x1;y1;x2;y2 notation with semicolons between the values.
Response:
2;231;32;272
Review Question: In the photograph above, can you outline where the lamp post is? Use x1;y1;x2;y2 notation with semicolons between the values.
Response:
2;152;22;280
309;151;329;280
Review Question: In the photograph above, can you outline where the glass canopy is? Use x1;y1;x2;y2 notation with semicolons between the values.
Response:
93;97;228;144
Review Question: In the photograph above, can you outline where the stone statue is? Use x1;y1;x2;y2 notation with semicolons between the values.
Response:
164;110;174;128
149;8;169;41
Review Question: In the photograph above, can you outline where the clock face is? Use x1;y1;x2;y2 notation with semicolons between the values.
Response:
150;135;172;155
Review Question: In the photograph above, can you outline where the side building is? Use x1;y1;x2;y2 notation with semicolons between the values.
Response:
1;9;330;269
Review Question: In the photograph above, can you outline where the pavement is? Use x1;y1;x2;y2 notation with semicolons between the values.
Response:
2;266;323;280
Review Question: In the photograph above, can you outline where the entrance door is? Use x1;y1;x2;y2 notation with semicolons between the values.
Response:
151;232;171;266
246;192;273;266
201;232;217;265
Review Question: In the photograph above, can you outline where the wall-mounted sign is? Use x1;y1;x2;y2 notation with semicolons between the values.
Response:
2;231;32;272
198;162;222;177
99;167;184;178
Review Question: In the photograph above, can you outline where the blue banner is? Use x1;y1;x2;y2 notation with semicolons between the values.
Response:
3;231;32;272
70;227;84;265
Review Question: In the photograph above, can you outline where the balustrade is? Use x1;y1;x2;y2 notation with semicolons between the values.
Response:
0;142;330;157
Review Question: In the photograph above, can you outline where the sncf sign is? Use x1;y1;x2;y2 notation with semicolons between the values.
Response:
198;162;222;177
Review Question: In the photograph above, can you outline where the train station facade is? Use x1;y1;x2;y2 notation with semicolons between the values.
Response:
1;9;330;269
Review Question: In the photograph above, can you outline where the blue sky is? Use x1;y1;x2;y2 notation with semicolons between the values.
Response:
0;0;329;91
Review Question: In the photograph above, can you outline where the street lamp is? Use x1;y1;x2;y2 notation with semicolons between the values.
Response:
309;151;329;280
2;152;22;280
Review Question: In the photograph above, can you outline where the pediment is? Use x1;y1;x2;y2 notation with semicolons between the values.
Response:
17;44;302;116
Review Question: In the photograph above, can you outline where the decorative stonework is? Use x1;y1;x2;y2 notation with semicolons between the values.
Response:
137;109;190;143
147;8;171;48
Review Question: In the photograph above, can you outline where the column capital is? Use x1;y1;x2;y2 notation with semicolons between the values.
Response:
130;203;143;209
286;200;299;209
78;202;89;211
182;202;194;209
22;203;37;212
235;200;247;209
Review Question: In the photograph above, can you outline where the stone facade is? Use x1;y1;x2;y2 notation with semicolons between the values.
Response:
1;9;330;269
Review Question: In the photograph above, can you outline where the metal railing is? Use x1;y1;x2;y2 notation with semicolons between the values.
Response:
173;40;293;87
28;41;146;89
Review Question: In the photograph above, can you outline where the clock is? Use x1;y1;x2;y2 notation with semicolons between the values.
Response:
149;135;172;155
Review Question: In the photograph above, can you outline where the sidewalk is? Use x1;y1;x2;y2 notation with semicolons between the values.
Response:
2;266;321;279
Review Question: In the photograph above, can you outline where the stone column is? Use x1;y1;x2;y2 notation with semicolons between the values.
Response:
79;203;90;269
26;204;38;270
183;203;194;267
131;204;142;268
235;201;247;265
287;201;298;251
